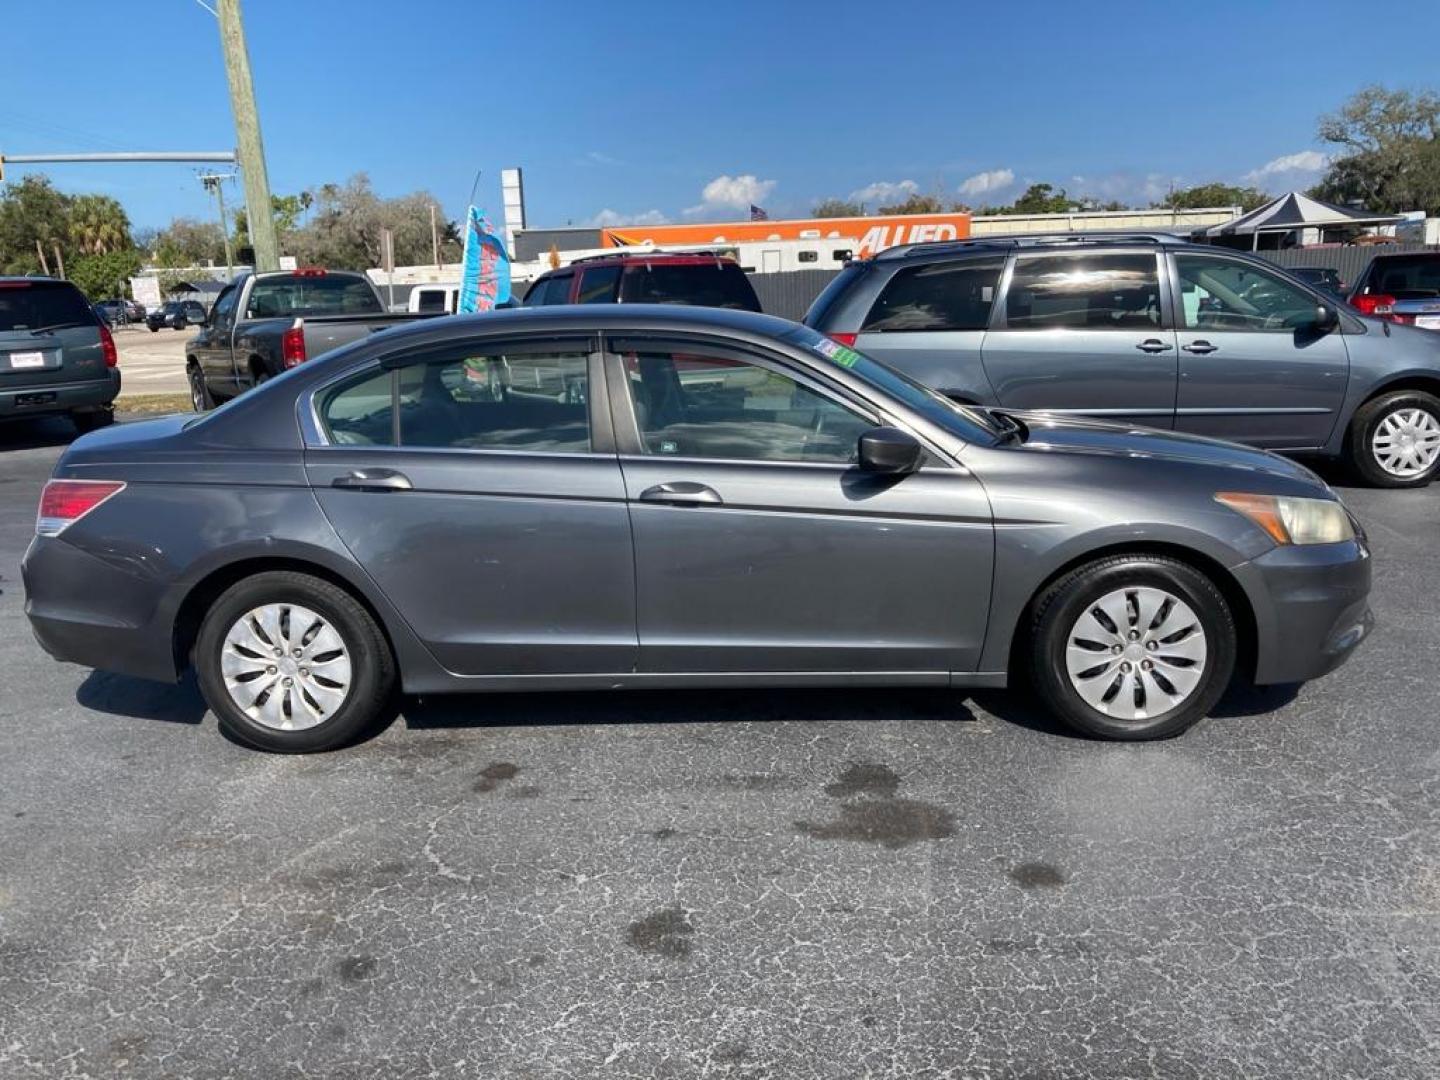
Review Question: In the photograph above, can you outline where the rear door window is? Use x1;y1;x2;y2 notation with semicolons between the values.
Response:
1005;253;1162;330
525;274;572;306
1367;256;1440;299
0;282;97;332
862;260;1004;332
245;274;382;318
576;266;622;303
620;263;761;310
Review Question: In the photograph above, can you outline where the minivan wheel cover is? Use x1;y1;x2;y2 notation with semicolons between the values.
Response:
1372;407;1440;478
1064;586;1207;722
220;603;353;731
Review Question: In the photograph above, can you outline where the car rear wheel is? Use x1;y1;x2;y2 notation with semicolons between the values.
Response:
188;366;214;412
1348;390;1440;488
1028;555;1235;740
194;571;395;753
72;409;114;434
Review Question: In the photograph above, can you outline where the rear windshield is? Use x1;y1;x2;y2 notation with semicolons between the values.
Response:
244;274;384;318
621;263;760;311
0;281;98;332
1366;256;1440;299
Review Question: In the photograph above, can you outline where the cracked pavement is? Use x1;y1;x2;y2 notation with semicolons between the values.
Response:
1;416;1437;1078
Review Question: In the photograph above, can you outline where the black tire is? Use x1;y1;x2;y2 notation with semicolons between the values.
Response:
194;571;396;753
1027;555;1236;741
72;409;114;434
149;325;159;333
1347;390;1440;488
188;365;214;412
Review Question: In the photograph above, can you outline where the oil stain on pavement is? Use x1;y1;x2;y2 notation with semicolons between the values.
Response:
796;762;955;849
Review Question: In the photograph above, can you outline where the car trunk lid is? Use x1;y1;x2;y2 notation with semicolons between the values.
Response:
0;281;107;388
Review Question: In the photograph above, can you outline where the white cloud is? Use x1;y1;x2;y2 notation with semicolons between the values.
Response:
588;208;668;227
581;150;624;167
848;179;918;203
957;168;1015;198
683;173;777;216
1068;171;1178;206
1244;150;1329;185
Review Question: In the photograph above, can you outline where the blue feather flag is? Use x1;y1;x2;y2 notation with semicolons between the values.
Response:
457;205;511;313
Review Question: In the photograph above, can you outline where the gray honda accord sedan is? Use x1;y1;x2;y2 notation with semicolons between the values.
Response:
23;306;1373;752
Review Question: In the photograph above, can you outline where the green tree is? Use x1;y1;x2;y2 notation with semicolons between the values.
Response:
68;248;143;301
286;174;458;268
876;191;946;215
150;217;227;267
1154;182;1270;212
812;198;863;217
68;194;132;256
234;190;314;252
0;176;72;274
1006;183;1075;214
1312;84;1440;214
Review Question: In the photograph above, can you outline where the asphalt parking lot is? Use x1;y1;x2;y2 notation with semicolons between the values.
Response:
1;416;1437;1079
112;325;191;398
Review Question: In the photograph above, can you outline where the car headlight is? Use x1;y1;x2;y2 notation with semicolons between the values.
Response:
1215;492;1354;545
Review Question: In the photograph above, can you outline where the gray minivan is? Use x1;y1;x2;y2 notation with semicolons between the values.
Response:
1;277;120;433
806;233;1440;487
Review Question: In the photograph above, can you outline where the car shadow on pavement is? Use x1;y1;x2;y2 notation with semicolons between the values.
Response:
0;417;77;451
401;686;979;732
76;670;207;725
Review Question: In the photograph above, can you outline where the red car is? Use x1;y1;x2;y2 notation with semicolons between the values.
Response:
523;252;762;312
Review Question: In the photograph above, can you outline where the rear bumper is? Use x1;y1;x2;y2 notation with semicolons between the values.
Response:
1233;537;1373;685
22;532;178;684
0;372;120;420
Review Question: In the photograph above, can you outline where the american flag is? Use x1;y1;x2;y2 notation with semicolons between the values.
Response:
749;204;769;221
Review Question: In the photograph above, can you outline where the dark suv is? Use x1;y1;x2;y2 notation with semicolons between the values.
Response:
524;252;761;312
1;277;120;433
805;232;1440;487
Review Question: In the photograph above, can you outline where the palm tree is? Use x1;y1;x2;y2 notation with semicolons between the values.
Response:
68;195;132;256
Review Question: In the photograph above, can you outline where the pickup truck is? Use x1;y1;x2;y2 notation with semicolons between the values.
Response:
185;269;432;409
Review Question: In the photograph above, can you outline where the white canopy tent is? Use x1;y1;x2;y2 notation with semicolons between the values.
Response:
1199;191;1402;249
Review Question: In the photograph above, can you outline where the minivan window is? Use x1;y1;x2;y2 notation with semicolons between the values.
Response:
1006;253;1161;330
1365;255;1440;299
0;281;96;332
526;274;572;306
620;263;760;310
577;266;621;304
1175;256;1319;331
863;260;1004;332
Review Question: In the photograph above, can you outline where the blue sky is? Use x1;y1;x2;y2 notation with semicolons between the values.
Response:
4;0;1438;231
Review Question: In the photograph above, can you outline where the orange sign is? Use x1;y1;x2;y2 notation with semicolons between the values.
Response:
603;212;971;258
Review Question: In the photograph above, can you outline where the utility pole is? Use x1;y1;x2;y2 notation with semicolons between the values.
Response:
430;203;441;270
200;173;237;278
216;0;279;271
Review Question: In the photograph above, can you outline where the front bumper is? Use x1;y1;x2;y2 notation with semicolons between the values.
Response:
1232;536;1373;685
0;371;120;421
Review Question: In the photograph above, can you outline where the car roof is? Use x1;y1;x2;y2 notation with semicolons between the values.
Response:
874;230;1204;262
0;275;76;286
533;252;742;278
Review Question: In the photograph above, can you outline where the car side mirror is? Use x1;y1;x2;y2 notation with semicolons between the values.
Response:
858;426;923;475
1314;304;1340;332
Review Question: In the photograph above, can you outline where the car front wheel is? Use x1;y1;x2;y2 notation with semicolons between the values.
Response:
188;367;214;412
1028;555;1236;740
1348;390;1440;488
194;571;396;752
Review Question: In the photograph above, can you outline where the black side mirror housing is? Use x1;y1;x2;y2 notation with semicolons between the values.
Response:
1315;304;1340;332
858;426;923;474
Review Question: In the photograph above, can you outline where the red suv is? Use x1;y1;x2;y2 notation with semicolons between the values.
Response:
523;252;761;311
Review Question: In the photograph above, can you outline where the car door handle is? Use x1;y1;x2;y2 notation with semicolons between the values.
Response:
638;481;723;506
1135;338;1174;353
1182;340;1218;354
330;468;413;492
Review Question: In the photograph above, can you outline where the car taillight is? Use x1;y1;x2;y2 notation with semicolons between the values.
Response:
294;267;327;278
281;323;307;368
1353;293;1396;319
37;479;125;536
98;321;118;367
828;332;858;346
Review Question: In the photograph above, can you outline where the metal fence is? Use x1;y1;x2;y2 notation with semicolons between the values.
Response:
1258;243;1439;289
747;269;841;322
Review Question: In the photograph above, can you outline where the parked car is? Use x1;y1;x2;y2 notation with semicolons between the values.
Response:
805;232;1440;487
408;283;460;314
1348;251;1440;331
147;300;207;332
1;276;120;433
125;300;146;323
524;252;762;312
1290;266;1347;301
25;306;1372;752
185;268;434;411
93;299;128;327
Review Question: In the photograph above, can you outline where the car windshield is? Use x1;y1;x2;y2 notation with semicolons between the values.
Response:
783;324;1002;443
0;281;97;332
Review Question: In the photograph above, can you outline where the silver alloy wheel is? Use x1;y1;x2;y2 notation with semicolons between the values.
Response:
1064;586;1207;722
189;370;206;412
220;603;353;731
1372;406;1440;478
